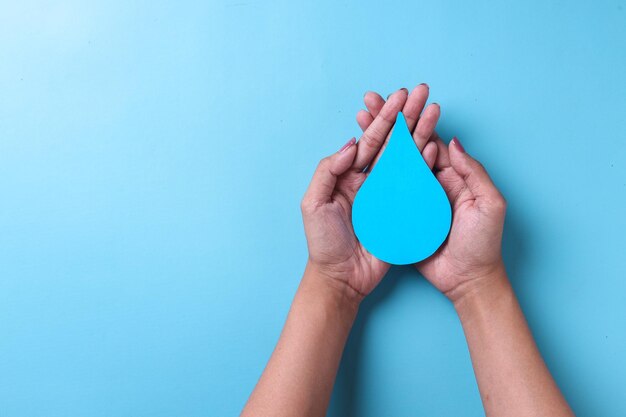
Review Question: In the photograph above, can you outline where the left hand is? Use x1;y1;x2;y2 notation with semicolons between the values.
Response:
301;85;441;303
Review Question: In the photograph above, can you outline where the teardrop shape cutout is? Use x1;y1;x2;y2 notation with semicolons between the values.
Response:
352;112;451;265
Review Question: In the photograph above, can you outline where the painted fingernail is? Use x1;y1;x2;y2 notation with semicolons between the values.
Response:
339;137;357;153
452;136;465;153
387;88;407;99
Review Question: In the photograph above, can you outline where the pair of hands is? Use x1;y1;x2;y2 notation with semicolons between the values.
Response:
301;85;507;305
243;85;573;417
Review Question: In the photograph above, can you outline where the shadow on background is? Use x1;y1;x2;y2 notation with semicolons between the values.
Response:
329;265;420;416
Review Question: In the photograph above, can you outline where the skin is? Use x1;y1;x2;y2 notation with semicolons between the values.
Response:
241;86;574;417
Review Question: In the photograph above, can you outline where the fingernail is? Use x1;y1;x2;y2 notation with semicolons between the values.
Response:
452;136;465;153
432;102;440;107
339;137;357;153
419;83;429;89
363;90;371;98
387;88;407;100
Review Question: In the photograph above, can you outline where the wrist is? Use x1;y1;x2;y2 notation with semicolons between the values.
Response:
445;260;509;306
450;265;513;323
300;262;361;320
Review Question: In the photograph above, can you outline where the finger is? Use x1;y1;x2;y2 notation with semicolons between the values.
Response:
302;138;357;206
355;94;402;173
448;137;505;206
402;83;430;134
428;134;469;207
432;133;451;170
436;166;474;209
362;86;437;153
412;103;440;152
352;88;408;172
364;109;439;174
364;91;385;119
357;90;439;171
422;141;438;170
356;109;373;132
357;92;385;132
359;88;410;172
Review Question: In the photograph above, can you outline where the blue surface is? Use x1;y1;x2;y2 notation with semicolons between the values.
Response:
0;1;625;416
353;112;451;264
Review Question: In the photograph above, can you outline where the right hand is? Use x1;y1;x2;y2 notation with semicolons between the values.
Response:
356;86;507;303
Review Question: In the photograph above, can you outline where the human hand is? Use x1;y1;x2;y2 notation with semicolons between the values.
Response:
357;86;507;303
301;87;441;303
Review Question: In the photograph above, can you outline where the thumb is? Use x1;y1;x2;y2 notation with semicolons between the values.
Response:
448;137;505;207
302;138;357;207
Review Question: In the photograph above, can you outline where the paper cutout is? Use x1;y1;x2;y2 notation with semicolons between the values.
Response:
352;112;452;265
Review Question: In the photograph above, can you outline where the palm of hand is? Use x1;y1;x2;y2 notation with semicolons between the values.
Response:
417;166;506;296
356;88;506;301
301;90;414;299
303;171;390;298
303;87;506;302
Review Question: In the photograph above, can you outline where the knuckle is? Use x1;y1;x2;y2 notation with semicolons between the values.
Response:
473;160;486;172
379;109;396;123
317;156;332;170
361;131;383;150
300;196;312;213
491;194;507;211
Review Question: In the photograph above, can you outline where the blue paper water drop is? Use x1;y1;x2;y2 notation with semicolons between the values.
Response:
352;112;452;265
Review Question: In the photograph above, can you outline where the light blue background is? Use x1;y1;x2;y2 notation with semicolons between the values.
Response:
1;1;625;416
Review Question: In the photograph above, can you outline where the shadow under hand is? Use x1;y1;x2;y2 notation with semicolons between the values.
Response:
328;265;420;417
